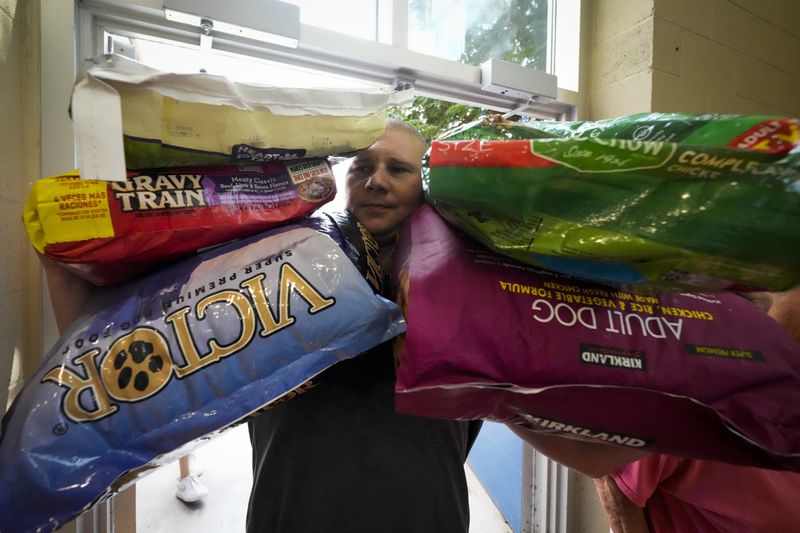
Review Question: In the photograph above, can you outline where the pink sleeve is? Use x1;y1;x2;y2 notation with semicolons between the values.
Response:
610;454;681;508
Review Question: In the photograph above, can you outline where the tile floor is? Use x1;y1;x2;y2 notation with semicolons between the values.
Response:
136;424;513;533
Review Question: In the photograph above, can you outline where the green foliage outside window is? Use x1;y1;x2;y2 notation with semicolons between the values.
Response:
390;0;548;142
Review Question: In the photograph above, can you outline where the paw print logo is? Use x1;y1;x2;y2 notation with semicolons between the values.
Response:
101;327;173;402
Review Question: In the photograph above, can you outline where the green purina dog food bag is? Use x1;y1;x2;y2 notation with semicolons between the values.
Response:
427;113;800;292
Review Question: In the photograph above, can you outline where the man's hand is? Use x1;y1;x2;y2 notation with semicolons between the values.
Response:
40;257;99;334
736;291;773;313
769;285;800;346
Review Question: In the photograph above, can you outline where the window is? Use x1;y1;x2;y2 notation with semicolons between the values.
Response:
283;0;380;41
116;33;382;89
408;0;549;70
81;0;578;119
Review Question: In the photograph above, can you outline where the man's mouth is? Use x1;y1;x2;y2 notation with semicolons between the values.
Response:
361;203;394;211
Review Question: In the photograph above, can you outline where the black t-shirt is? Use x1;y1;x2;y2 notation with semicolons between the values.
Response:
246;340;482;533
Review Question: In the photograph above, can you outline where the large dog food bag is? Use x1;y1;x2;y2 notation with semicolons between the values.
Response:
426;113;800;292
0;211;405;533
393;205;800;471
24;160;335;285
71;54;413;180
442;113;800;155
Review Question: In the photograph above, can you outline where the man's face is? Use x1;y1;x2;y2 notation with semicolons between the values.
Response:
345;127;425;244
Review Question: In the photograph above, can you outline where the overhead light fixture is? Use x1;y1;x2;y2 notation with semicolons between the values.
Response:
164;0;300;48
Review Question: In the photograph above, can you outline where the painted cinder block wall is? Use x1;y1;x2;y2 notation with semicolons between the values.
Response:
588;0;800;119
0;0;42;412
589;0;655;119
652;0;800;116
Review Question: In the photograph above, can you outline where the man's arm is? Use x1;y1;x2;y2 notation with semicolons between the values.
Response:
506;423;648;479
40;257;99;334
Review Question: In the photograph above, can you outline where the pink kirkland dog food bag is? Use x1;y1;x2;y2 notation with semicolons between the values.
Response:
393;205;800;471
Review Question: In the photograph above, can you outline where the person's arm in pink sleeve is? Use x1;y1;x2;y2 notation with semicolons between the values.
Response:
593;454;683;533
594;475;650;533
505;424;658;530
610;454;681;507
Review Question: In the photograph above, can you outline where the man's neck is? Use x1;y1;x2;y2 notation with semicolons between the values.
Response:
378;239;394;273
375;234;396;273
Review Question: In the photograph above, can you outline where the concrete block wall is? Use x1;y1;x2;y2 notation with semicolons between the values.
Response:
0;0;41;411
652;0;800;115
589;0;655;119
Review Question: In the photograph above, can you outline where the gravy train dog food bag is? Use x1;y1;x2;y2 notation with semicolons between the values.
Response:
426;113;800;292
24;160;335;285
393;205;800;471
0;211;404;533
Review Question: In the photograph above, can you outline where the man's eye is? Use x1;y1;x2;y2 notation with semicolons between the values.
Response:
390;166;413;174
351;164;372;176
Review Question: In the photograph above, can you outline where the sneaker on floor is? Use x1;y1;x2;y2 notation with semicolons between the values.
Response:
176;474;208;503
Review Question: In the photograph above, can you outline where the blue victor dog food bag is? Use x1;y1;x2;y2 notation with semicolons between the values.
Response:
0;211;404;533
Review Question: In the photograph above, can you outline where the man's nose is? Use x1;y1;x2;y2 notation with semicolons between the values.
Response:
365;166;390;191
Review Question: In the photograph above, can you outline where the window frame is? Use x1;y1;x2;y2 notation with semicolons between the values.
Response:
77;0;577;120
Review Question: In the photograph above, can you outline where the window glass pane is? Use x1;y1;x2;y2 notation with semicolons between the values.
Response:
124;34;382;89
555;0;580;92
283;0;378;41
408;0;549;71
